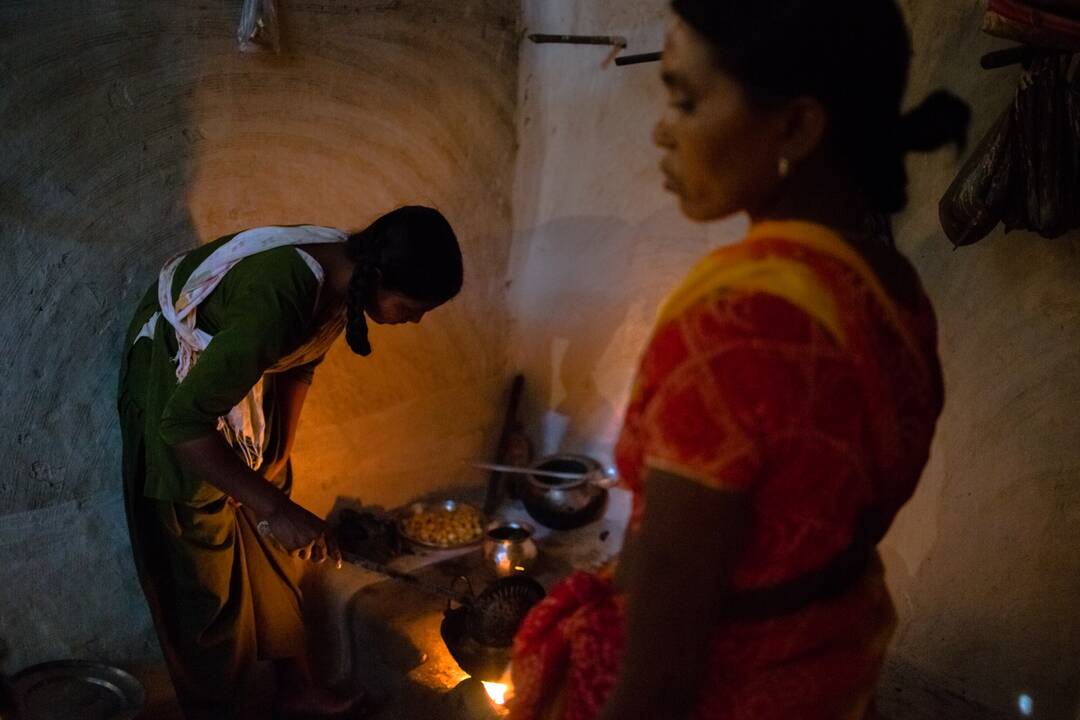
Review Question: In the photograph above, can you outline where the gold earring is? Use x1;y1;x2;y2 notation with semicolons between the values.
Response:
778;156;791;179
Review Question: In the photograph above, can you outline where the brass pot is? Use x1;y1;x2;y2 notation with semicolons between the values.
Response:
482;521;539;577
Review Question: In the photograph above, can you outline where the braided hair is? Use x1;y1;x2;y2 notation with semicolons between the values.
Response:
345;206;462;356
671;0;971;214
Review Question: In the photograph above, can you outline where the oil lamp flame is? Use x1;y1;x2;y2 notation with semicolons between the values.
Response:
482;681;508;705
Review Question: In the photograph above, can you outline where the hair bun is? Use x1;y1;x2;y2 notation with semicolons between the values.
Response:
899;90;972;154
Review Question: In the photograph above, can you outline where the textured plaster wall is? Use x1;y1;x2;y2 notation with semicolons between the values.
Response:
0;0;520;671
510;1;1079;717
881;3;1080;718
508;1;744;463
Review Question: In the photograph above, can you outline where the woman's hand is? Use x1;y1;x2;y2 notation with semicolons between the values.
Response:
171;434;342;567
265;499;343;567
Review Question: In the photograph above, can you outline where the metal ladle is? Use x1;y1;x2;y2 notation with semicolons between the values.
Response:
473;461;609;484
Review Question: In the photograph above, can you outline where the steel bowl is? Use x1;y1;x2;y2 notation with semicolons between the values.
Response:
10;660;145;720
396;499;487;549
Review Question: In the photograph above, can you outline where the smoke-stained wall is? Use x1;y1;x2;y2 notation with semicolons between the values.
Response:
0;0;520;669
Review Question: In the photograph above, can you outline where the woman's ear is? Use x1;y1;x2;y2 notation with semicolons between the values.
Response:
777;96;828;166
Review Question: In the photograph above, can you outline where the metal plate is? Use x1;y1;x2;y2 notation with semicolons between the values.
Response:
397;499;486;549
11;660;145;720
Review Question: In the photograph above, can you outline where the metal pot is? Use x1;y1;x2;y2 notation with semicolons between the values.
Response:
440;575;546;681
520;454;616;530
482;521;539;577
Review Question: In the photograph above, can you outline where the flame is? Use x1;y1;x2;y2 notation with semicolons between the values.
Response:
482;681;508;705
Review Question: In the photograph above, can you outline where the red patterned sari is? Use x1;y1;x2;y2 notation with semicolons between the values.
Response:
508;221;943;720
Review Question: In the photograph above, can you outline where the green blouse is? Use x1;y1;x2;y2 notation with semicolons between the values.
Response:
119;233;328;504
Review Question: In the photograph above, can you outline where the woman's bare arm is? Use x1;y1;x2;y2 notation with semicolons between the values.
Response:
172;433;338;563
597;468;751;720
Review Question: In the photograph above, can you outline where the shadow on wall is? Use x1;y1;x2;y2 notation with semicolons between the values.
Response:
510;207;738;462
0;1;202;514
513;214;636;455
880;2;1080;717
0;0;204;670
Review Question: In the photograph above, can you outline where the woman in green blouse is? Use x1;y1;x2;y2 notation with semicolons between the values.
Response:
118;206;463;719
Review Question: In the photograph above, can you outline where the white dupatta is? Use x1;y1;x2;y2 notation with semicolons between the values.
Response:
137;225;347;469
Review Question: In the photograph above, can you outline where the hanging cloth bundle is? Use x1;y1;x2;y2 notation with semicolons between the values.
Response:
940;54;1080;245
237;0;282;54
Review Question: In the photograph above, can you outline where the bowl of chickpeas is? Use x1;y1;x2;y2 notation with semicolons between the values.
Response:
397;499;487;549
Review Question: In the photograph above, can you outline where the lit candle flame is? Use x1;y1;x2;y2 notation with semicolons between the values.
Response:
482;681;508;705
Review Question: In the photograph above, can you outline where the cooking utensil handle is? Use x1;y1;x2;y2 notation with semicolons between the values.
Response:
484;374;525;515
446;574;477;610
589;469;620;489
474;462;587;481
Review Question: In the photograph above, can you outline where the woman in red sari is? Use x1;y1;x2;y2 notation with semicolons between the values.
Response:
509;2;970;719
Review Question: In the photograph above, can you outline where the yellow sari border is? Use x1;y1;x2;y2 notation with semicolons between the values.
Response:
657;223;850;346
656;220;919;359
750;221;923;360
747;221;897;317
